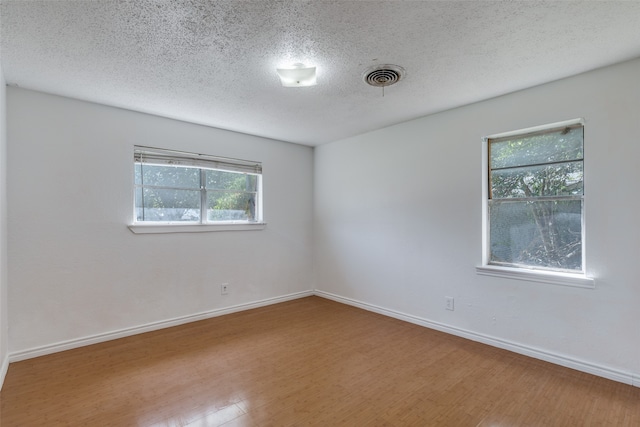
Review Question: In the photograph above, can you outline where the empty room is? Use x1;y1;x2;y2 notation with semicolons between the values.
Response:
0;1;639;425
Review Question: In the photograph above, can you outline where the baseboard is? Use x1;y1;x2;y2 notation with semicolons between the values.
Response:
9;290;313;363
314;290;639;388
0;353;8;391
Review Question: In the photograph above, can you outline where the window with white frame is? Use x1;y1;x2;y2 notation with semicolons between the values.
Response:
133;146;262;225
486;120;584;273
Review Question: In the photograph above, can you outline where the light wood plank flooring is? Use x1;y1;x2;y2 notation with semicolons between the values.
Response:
1;296;639;426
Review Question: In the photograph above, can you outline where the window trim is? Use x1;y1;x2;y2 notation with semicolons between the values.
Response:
476;265;594;288
128;222;266;234
130;146;264;232
478;118;594;287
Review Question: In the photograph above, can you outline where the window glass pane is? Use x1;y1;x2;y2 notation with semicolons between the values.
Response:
134;163;142;185
489;199;582;271
139;188;200;221
138;164;200;189
491;126;583;169
205;170;257;191
491;161;583;199
134;149;263;224
135;186;143;221
207;191;256;221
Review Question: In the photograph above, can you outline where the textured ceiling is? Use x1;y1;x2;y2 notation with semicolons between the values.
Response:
1;1;640;146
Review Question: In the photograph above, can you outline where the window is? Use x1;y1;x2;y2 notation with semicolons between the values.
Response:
132;146;263;231
484;120;585;277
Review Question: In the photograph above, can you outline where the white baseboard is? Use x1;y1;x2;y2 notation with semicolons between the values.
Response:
9;290;313;363
0;353;8;391
314;290;639;388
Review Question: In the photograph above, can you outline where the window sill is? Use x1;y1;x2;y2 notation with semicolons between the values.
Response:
476;265;595;289
128;222;266;234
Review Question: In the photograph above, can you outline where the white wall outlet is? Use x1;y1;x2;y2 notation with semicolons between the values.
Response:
445;296;454;311
221;283;229;295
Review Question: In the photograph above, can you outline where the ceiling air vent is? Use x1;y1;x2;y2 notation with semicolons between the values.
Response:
363;64;405;88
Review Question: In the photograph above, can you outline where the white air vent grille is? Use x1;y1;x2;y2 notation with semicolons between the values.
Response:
363;64;405;87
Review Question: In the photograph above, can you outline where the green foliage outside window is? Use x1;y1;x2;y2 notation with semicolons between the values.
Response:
135;164;259;222
489;125;584;272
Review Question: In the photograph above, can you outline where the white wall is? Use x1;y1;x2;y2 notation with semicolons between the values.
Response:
7;88;314;355
315;58;640;383
0;60;8;389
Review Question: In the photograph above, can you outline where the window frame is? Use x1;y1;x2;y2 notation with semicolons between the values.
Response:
477;119;594;288
128;146;266;234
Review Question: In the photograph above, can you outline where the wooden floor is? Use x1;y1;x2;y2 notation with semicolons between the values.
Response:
1;297;639;426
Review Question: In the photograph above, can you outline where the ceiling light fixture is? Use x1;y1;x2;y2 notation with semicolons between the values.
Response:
276;63;317;87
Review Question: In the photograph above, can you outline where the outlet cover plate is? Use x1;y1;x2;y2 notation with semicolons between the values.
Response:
445;296;454;311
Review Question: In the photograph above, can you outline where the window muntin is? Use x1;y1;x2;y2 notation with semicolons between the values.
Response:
134;147;262;224
487;122;584;273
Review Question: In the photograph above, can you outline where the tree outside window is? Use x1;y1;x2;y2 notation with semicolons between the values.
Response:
134;147;261;224
488;123;584;272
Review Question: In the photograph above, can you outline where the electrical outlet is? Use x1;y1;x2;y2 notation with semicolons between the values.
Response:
221;283;229;295
445;296;454;311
